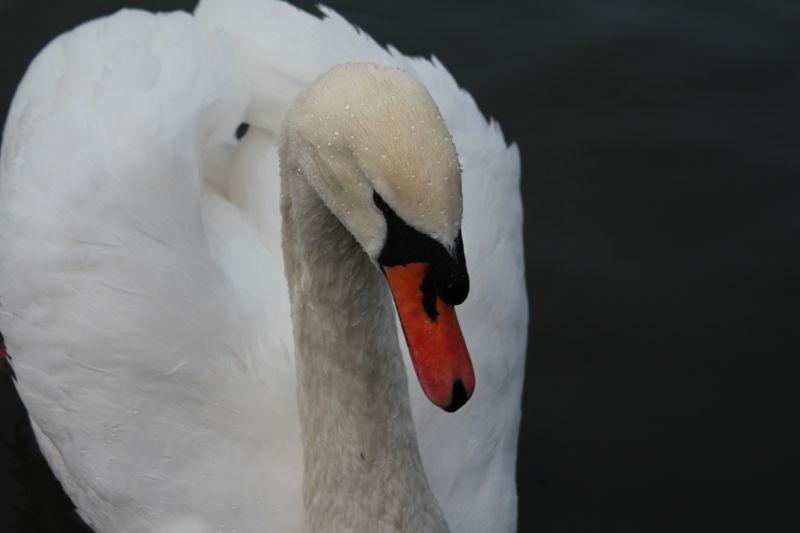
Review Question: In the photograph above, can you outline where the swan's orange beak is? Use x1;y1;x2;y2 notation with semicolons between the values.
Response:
383;262;475;412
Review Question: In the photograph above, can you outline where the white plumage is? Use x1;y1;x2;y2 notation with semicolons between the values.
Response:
0;1;527;532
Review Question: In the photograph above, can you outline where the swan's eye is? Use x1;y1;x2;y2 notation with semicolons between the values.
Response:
372;191;468;305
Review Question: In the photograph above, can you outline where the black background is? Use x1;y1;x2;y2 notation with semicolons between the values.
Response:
1;1;798;531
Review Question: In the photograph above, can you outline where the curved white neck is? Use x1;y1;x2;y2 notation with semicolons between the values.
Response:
279;138;449;532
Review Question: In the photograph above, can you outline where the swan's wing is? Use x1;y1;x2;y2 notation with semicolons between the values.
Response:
0;10;304;532
195;2;528;532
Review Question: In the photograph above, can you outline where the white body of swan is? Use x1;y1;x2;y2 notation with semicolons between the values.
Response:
0;1;527;532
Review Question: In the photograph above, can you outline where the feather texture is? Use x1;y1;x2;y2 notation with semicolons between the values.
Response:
0;2;526;532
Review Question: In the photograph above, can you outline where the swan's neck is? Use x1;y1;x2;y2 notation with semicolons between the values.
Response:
279;150;448;532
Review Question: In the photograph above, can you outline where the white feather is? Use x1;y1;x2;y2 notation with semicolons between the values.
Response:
0;2;526;532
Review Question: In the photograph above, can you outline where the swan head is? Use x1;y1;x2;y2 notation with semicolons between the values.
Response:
282;63;474;411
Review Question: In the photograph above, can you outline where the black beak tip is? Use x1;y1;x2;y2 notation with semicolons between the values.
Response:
443;379;469;413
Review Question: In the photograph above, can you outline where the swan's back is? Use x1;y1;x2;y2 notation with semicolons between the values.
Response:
1;2;526;532
0;10;304;532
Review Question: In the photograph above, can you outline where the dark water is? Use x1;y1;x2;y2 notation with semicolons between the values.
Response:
1;0;798;531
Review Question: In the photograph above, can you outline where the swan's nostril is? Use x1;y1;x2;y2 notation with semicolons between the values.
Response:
444;379;469;412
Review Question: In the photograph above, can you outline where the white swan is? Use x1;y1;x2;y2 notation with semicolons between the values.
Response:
0;1;527;532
